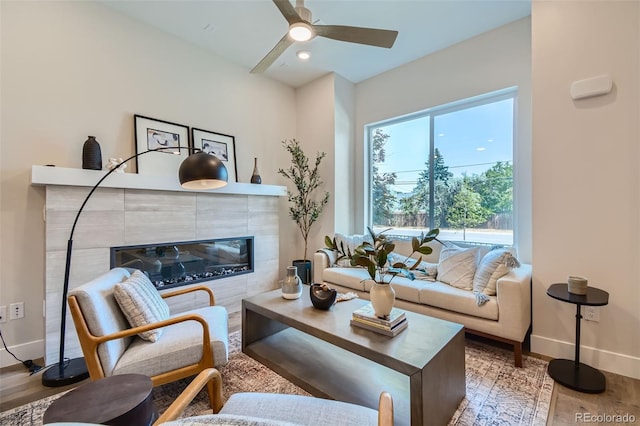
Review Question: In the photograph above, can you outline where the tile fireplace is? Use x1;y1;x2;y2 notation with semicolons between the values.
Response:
34;166;285;365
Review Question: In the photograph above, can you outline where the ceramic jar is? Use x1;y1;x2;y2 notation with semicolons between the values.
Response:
281;266;302;299
369;282;396;318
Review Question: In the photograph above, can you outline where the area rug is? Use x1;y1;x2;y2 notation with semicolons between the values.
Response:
0;332;553;425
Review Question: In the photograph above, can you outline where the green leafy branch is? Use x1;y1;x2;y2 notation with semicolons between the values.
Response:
278;139;330;261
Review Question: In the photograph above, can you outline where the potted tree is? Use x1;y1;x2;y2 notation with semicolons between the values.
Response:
278;139;330;283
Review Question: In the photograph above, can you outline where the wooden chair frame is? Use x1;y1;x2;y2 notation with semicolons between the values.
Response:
68;285;223;412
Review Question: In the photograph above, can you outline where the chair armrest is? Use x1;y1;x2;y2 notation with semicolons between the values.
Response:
153;368;222;425
314;249;336;283
91;313;211;348
378;392;394;426
495;263;532;341
161;285;215;306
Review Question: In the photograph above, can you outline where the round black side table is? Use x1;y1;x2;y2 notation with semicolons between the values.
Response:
43;374;157;425
546;283;609;393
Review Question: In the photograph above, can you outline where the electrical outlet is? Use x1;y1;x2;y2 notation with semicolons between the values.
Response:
0;305;6;323
9;302;24;320
584;306;600;322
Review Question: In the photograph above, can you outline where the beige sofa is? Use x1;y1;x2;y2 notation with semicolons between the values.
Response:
314;239;532;367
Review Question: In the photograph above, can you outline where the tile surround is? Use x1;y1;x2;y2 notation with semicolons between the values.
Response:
43;185;281;364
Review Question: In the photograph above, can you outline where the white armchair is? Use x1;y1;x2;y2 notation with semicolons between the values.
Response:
68;268;228;411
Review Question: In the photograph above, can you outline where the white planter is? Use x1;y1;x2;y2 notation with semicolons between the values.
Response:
369;282;396;318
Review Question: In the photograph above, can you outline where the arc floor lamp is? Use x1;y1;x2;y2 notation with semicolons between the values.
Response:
42;147;228;387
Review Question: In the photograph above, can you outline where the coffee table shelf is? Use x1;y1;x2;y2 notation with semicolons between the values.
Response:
242;289;465;426
245;327;411;414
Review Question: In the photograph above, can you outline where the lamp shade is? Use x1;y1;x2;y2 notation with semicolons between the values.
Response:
179;151;228;189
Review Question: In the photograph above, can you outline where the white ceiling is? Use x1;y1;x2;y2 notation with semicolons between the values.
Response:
101;0;531;88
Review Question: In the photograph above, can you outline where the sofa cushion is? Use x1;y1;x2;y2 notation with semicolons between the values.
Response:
114;270;170;342
473;249;521;296
387;252;438;281
334;233;374;267
364;277;424;304
418;281;499;320
437;244;479;290
323;267;371;291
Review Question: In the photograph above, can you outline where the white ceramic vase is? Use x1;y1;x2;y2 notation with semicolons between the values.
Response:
370;282;396;318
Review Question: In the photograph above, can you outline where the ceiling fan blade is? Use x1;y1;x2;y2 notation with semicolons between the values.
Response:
314;25;398;48
251;33;294;74
273;0;303;25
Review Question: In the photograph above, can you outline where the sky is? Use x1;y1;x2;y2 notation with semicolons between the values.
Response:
376;98;514;194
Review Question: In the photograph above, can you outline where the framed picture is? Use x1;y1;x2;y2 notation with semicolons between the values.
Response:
191;128;238;182
134;115;190;175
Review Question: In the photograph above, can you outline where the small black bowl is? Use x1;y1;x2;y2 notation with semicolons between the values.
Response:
310;283;337;310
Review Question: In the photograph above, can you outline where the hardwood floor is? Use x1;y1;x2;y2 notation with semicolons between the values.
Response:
1;345;639;425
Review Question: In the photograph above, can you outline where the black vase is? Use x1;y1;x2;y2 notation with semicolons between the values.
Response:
82;136;102;170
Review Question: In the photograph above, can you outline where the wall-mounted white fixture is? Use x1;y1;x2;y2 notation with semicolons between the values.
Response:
570;74;613;100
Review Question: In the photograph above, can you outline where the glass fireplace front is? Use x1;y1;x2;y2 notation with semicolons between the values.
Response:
110;237;254;290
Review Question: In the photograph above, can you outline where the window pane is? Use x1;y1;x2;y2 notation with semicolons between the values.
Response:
434;99;514;245
369;92;514;246
371;117;429;229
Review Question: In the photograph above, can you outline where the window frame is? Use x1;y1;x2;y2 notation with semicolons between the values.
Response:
365;87;518;243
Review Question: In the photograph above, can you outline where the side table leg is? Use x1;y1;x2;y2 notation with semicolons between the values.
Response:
574;304;581;365
547;303;606;393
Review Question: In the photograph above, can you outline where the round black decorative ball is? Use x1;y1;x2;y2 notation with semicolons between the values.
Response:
310;283;337;310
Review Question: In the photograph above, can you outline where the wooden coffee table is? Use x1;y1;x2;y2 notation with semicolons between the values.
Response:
242;288;465;426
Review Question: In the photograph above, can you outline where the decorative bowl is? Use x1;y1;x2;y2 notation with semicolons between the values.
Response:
309;283;337;310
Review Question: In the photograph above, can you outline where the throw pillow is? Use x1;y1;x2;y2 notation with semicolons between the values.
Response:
437;243;479;290
333;233;373;267
114;270;170;342
473;249;521;296
387;252;438;281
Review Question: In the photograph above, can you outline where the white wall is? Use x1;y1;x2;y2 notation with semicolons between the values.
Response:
354;18;533;262
0;1;296;366
531;1;640;379
284;73;336;271
333;75;357;234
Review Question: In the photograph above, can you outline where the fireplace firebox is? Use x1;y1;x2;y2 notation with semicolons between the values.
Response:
111;237;254;290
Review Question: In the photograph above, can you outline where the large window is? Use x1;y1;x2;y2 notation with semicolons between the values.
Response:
368;89;516;245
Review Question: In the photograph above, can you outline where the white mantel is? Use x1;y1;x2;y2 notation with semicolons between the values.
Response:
31;165;287;196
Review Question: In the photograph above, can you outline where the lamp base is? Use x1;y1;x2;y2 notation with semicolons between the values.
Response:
42;357;90;387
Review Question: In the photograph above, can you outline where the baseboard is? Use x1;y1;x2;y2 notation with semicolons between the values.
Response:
531;334;640;380
0;339;44;368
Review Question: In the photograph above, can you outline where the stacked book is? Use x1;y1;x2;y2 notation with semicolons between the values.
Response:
350;303;408;336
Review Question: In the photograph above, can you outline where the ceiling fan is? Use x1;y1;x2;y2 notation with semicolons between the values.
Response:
251;0;398;73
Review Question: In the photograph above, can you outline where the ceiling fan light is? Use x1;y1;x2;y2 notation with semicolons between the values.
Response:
289;22;313;42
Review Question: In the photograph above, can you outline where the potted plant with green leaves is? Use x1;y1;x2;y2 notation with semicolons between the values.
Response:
278;139;330;284
326;227;440;318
